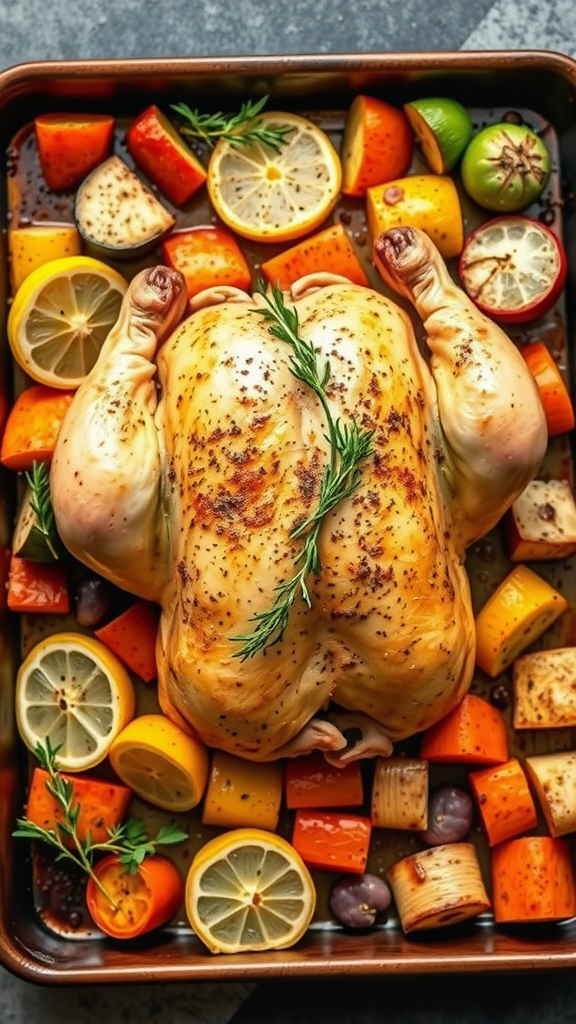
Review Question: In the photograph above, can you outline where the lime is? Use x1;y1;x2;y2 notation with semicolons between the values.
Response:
404;97;473;174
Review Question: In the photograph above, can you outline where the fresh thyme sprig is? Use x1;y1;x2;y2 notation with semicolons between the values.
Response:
25;460;60;560
13;738;188;908
171;95;294;151
230;283;374;660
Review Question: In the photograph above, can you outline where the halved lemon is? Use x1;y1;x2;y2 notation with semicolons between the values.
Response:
185;827;316;954
16;632;136;771
7;255;128;389
207;111;342;243
404;97;473;174
108;713;209;812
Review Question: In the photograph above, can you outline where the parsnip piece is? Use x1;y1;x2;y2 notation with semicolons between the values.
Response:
371;756;428;830
525;751;576;837
507;479;576;561
386;843;490;932
513;648;576;729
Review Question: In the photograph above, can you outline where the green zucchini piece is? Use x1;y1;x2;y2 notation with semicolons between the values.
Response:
13;481;61;562
75;155;175;259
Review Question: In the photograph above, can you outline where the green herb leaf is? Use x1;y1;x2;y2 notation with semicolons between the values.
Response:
230;283;374;659
171;95;294;152
25;461;61;560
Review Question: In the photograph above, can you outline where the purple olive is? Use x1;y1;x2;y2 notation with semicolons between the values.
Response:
73;570;122;629
329;873;392;930
419;785;474;846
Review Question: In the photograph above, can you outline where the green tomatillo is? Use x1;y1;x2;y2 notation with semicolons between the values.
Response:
461;122;551;212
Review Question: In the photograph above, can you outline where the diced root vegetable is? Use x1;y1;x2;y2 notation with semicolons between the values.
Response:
8;224;82;292
371;757;428;830
525;751;576;837
386;843;490;932
420;693;508;765
291;809;372;874
507;479;576;562
284;752;364;810
366;174;464;258
260;223;369;290
513;647;576;729
25;767;132;847
491;836;576;924
469;758;538;847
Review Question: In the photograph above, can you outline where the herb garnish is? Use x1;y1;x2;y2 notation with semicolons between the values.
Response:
26;460;60;560
171;95;293;151
13;738;188;907
231;283;374;660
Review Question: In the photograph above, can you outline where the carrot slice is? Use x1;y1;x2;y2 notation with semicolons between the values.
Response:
491;835;576;923
161;226;251;299
284;752;363;810
520;341;575;437
474;564;568;678
6;555;69;614
340;94;413;196
469;757;538;847
291;809;372;874
260;223;369;290
25;766;132;847
34;113;115;192
202;750;283;831
86;853;184;939
95;598;160;682
0;385;74;472
419;693;508;766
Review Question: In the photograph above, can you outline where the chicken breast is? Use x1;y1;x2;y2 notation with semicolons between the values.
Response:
51;228;547;763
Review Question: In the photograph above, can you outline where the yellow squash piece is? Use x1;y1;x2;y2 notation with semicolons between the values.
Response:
366;174;463;258
474;564;568;678
201;749;283;831
8;223;82;292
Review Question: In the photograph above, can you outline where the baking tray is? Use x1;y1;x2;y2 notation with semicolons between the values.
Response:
1;50;576;984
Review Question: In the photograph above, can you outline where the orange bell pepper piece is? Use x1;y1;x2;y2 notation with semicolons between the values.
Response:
6;555;69;614
284;751;364;810
291;809;372;874
202;749;283;831
126;104;207;206
260;223;369;290
34;113;115;192
420;693;508;766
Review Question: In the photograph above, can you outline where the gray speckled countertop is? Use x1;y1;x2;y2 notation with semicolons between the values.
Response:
1;1;576;1021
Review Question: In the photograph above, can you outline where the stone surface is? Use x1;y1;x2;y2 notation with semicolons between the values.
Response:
0;1;576;1021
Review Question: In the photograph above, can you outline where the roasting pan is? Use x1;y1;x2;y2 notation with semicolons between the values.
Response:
1;50;576;983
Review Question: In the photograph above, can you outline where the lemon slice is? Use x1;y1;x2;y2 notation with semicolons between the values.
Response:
108;713;209;812
404;97;473;174
185;827;316;954
207;111;342;243
16;632;136;771
8;255;128;389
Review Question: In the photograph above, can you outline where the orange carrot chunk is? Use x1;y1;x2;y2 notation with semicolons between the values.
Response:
0;385;74;472
469;757;538;847
6;555;69;614
291;809;372;874
161;226;251;300
491;835;576;924
25;766;132;847
260;223;369;290
95;598;160;682
419;693;508;766
520;341;575;437
86;853;184;939
340;94;413;196
34;113;115;192
284;752;364;809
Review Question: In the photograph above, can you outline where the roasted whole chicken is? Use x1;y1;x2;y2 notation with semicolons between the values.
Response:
51;227;547;764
